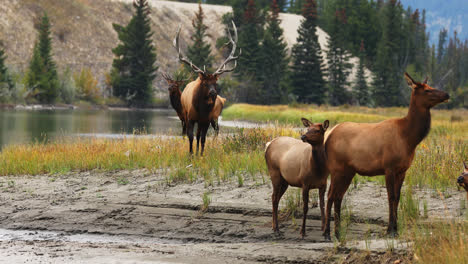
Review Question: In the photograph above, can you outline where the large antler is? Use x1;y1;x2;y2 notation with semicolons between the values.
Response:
213;21;241;76
161;72;173;81
173;25;205;75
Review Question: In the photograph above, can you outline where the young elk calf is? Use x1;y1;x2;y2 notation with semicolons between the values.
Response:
457;162;468;201
265;119;329;238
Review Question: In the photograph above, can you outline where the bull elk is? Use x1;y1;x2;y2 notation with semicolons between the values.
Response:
323;73;449;239
173;21;240;154
162;72;188;134
458;162;468;201
265;119;329;238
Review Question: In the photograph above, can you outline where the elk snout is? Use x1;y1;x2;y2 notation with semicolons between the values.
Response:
458;176;465;184
443;92;450;102
301;135;307;142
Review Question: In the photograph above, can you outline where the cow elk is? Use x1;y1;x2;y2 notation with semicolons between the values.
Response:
265;119;329;238
162;72;188;134
457;162;468;201
173;21;240;155
323;73;450;239
209;95;226;136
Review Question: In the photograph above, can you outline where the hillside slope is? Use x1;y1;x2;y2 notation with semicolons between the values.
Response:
0;0;368;97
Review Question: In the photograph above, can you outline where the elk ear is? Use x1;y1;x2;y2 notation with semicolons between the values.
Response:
404;72;418;89
323;120;329;131
301;118;312;128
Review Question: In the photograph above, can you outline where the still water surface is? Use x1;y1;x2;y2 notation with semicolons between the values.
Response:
0;109;182;148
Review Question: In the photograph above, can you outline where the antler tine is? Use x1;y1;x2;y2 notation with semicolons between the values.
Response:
213;21;241;76
161;72;172;81
423;76;428;84
173;24;205;74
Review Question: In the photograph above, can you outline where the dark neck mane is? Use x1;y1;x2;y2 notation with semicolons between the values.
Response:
193;79;215;117
311;143;326;176
402;97;431;149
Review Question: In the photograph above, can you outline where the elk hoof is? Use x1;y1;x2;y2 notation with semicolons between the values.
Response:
322;232;331;241
386;229;399;238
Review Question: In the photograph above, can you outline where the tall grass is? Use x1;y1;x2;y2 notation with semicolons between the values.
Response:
0;127;299;182
411;220;468;264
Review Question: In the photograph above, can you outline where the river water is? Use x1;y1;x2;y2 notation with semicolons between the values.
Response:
0;108;265;149
0;108;183;148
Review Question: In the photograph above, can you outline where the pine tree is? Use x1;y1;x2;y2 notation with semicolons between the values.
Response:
111;0;158;106
288;0;304;14
26;13;59;103
354;40;370;106
0;44;12;89
326;8;352;106
187;2;214;71
291;0;326;104
372;0;404;107
238;0;262;79
260;0;289;104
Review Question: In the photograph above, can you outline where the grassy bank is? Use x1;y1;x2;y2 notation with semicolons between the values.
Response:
0;127;299;185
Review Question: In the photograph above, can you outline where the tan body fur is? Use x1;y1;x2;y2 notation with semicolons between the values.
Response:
323;73;450;239
209;96;226;135
265;119;329;237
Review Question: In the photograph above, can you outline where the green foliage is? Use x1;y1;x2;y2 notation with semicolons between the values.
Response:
326;8;352;105
353;42;370;106
187;2;214;71
111;0;158;107
291;0;326;104
26;13;59;104
73;68;100;102
237;0;263;88
372;0;405;107
0;44;13;92
59;68;76;104
260;0;289;105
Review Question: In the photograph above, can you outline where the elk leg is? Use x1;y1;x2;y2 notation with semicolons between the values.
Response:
386;172;406;236
181;120;186;135
323;184;334;240
272;178;288;232
196;125;201;154
200;123;209;156
326;172;354;240
187;120;195;154
319;185;326;231
301;187;309;238
385;173;396;235
211;120;219;137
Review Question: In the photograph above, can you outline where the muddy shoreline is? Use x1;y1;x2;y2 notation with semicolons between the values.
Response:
0;169;465;263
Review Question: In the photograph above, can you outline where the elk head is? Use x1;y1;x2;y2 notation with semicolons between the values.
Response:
404;73;450;109
173;21;241;106
457;162;468;192
162;72;187;94
300;118;329;145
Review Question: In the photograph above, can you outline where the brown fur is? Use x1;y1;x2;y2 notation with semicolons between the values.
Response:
163;74;186;134
180;74;221;154
173;22;239;155
457;162;468;201
265;119;329;237
209;96;226;135
323;73;450;239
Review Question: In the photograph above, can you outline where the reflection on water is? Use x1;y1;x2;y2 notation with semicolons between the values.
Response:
0;109;181;148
